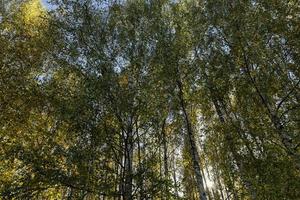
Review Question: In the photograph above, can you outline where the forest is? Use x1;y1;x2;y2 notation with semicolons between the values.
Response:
0;0;299;199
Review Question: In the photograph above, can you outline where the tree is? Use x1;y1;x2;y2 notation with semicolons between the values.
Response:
1;0;299;199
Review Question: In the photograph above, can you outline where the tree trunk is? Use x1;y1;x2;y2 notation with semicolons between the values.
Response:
172;154;179;198
242;48;300;171
161;119;169;200
211;96;257;199
177;80;207;200
136;124;145;200
123;126;134;200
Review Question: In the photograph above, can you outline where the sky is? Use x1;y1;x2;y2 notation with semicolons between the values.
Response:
41;0;48;6
41;0;55;10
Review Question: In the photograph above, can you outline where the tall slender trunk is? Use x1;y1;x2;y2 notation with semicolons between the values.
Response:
136;124;145;199
177;80;207;200
211;96;256;199
241;45;300;171
200;66;256;198
123;126;134;200
161;119;169;200
172;153;179;198
114;163;120;200
201;165;212;200
216;174;225;200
